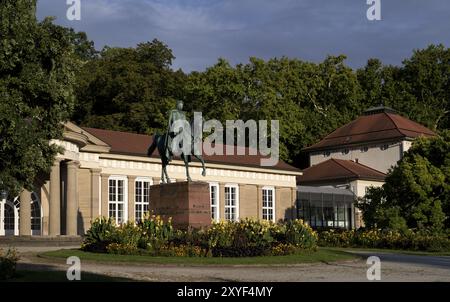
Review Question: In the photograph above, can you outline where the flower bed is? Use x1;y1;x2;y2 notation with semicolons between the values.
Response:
318;229;450;252
82;216;318;257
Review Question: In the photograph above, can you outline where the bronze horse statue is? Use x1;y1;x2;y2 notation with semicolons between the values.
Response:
147;131;206;183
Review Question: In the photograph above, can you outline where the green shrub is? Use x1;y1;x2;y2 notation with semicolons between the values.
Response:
284;219;318;249
157;244;209;257
82;217;117;252
170;228;210;255
0;248;19;280
106;243;139;255
270;243;301;256
138;214;174;252
114;221;141;248
207;219;317;257
82;217;319;257
207;219;274;257
318;228;450;252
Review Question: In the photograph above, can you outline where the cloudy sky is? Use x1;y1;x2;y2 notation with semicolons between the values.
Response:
37;0;450;72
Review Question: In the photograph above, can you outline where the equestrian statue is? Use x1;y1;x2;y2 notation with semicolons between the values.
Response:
147;100;206;183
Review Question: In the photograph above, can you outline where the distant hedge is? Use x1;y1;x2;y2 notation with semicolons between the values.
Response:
318;229;450;252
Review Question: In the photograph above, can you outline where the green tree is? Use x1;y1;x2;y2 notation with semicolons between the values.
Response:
359;131;450;230
185;55;363;164
65;28;98;61
0;0;77;195
356;58;404;108
401;44;450;130
73;39;186;135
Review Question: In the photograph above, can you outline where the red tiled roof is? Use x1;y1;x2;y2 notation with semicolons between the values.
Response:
82;127;153;156
81;127;301;172
297;158;386;184
304;111;435;151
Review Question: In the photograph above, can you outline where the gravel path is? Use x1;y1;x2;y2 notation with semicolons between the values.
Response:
11;247;450;282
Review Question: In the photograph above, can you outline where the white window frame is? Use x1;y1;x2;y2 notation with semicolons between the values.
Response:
135;177;152;223
209;182;220;222
108;176;128;225
262;186;276;222
224;184;239;222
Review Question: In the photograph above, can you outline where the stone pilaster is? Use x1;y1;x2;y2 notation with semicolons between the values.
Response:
219;183;225;221
66;161;79;236
291;187;297;220
100;174;110;218
257;185;263;220
49;159;62;236
128;176;137;222
275;187;282;222
90;169;101;221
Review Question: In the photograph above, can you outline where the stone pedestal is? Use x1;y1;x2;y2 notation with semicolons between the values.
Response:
150;181;211;229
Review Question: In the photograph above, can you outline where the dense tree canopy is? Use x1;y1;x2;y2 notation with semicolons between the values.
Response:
401;45;450;130
0;0;78;195
73;39;186;135
359;131;450;231
184;55;364;163
70;41;449;166
65;28;98;61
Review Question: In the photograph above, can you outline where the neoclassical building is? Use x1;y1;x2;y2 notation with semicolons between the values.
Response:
0;122;301;237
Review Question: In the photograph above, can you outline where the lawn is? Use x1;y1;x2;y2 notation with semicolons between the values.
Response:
39;247;357;265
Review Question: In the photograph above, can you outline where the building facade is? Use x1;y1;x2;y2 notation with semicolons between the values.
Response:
0;106;437;236
0;122;301;237
305;106;434;174
297;106;436;228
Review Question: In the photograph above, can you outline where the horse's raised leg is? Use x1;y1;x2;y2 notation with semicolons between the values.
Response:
195;155;207;176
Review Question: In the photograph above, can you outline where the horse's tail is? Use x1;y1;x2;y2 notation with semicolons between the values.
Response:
147;135;158;157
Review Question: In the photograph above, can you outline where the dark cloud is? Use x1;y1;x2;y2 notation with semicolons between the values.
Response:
36;0;450;71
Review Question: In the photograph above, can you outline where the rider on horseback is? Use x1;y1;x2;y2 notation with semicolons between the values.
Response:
148;100;206;183
165;100;189;161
